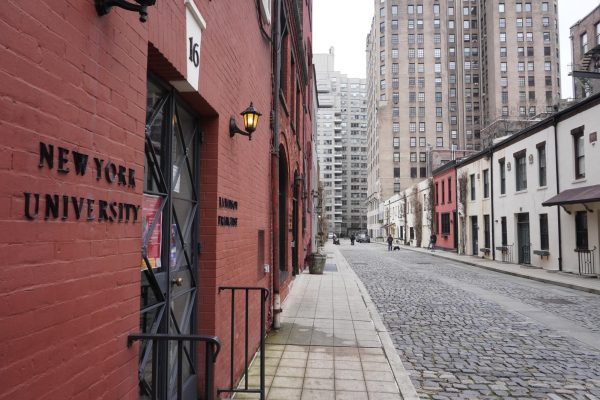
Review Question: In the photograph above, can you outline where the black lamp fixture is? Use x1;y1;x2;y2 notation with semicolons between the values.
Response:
95;0;157;23
230;103;262;140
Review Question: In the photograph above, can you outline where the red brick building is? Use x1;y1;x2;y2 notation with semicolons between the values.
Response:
0;1;313;399
432;161;458;251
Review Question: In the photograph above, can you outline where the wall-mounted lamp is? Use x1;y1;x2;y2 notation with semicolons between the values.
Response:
230;103;262;140
95;0;157;22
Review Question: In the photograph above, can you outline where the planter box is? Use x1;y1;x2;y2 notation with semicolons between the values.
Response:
308;253;326;275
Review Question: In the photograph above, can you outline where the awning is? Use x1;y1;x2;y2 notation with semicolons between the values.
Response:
542;184;600;207
382;223;396;228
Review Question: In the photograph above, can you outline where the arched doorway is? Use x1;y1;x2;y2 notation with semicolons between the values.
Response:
278;145;288;280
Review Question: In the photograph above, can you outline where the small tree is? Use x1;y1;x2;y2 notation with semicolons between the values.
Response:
412;186;423;247
457;172;468;255
427;178;435;233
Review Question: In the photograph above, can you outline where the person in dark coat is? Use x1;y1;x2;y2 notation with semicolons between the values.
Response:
350;234;355;245
387;234;394;251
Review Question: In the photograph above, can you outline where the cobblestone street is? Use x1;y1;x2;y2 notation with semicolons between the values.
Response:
339;242;600;400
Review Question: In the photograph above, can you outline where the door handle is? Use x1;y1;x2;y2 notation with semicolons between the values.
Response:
171;277;183;286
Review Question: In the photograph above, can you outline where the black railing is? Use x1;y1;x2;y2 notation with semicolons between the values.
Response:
576;246;597;277
496;244;513;263
127;333;221;400
217;286;270;400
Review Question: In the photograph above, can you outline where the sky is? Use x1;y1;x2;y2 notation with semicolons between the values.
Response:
312;0;599;99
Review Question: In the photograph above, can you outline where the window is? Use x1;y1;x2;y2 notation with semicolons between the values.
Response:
419;122;425;132
499;18;506;28
517;18;523;28
542;17;549;27
409;122;416;133
407;4;414;14
420;167;426;178
434;48;441;58
516;3;522;12
596;22;600;45
419;137;426;147
525;17;532;28
393;137;400;148
517;32;524;42
441;180;445;204
515;151;527;191
500;62;507;72
542;2;549;12
436;107;442;117
537;143;546;187
501;217;507;246
581;32;589;53
394;152;400;162
484;215;491;248
436;137;443;147
447;177;452;203
483;169;489;198
394;167;400;178
500;47;507;57
500;32;506;43
441;213;450;235
410;137;416;147
575;211;588;249
410;152;417;162
436;122;443;132
573;127;585;179
411;168;417;178
419;153;426;163
470;174;476;200
527;47;534;57
518;62;525;72
499;3;505;13
539;214;549;250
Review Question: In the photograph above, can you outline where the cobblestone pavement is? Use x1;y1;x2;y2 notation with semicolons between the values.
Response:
339;243;600;400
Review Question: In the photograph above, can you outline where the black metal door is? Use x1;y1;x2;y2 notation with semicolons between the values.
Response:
139;79;200;399
517;213;530;264
471;216;478;256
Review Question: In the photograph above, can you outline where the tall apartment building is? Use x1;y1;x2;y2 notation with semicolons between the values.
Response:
366;0;560;238
570;4;600;99
315;49;368;237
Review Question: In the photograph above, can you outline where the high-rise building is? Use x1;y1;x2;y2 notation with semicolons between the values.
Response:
366;0;560;238
315;49;368;237
570;4;600;99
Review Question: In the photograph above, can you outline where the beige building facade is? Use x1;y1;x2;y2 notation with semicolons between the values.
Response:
367;0;561;237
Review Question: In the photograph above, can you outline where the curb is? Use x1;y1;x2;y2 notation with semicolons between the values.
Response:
377;241;600;296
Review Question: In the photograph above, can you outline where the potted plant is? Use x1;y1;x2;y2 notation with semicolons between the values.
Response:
308;234;326;274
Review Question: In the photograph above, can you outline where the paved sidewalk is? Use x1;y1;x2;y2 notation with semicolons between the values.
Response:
381;241;600;295
235;244;419;400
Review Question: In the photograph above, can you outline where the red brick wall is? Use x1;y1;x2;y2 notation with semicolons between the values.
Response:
433;167;457;250
1;0;313;397
0;1;146;399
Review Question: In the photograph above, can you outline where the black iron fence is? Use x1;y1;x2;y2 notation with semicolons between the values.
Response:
217;286;270;400
127;333;221;400
575;246;597;277
496;244;514;263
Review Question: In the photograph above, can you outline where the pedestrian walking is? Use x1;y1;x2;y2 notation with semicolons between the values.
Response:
350;234;355;245
429;233;437;251
387;234;394;251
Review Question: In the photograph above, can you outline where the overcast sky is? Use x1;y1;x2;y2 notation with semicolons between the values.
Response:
313;0;599;99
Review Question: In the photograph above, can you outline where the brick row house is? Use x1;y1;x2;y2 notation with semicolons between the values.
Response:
384;94;600;277
0;1;314;399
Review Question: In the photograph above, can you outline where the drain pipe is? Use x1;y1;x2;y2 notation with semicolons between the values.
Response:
552;116;563;271
271;0;282;329
489;149;496;261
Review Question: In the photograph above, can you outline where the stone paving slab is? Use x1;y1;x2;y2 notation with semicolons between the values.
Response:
233;245;419;400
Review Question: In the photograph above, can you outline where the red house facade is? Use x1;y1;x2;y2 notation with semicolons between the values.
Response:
432;161;458;251
0;1;313;399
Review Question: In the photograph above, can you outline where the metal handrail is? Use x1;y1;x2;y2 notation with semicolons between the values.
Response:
127;333;221;400
217;286;270;400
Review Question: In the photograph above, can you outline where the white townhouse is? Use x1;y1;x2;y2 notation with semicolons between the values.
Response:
542;94;600;276
403;179;432;248
456;154;493;258
492;123;559;269
383;194;404;240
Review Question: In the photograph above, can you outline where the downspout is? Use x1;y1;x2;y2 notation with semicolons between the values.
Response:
553;116;563;271
271;0;282;329
490;149;496;261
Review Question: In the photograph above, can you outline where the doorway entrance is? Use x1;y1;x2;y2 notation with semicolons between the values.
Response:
139;79;200;399
278;146;288;280
470;216;478;256
517;213;531;264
